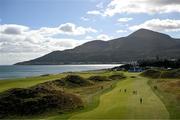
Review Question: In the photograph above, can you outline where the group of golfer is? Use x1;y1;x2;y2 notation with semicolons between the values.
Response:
119;88;143;104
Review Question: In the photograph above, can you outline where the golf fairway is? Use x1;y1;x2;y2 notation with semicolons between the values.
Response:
69;73;169;119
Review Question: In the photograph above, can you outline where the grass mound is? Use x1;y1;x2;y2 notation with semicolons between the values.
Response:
108;73;126;80
31;81;59;92
52;79;66;87
141;69;180;79
149;79;180;118
37;75;94;88
88;76;110;82
0;86;83;118
161;69;180;78
61;75;94;87
141;69;161;78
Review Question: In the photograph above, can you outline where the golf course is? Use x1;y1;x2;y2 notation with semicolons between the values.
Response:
0;70;179;119
69;73;169;119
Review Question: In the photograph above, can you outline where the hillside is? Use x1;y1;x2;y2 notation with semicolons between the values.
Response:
15;29;180;65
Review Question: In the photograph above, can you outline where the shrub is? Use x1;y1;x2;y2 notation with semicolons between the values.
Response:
141;69;161;78
88;76;110;82
62;75;93;87
130;76;136;78
0;86;84;118
141;69;180;79
154;86;158;90
52;79;66;86
40;74;50;77
109;73;126;80
161;69;180;78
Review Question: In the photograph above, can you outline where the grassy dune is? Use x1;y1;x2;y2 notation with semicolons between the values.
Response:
148;79;180;119
142;69;180;119
0;70;122;119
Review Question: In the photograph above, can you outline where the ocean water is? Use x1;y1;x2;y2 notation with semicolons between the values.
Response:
0;64;121;80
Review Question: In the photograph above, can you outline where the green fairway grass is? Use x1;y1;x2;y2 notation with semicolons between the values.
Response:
69;73;169;119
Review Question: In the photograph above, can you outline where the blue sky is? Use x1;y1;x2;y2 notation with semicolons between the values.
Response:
0;0;180;64
1;0;97;28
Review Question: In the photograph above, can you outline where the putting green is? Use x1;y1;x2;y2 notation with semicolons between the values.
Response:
69;73;169;119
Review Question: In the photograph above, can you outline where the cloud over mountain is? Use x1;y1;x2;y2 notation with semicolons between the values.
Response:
97;34;112;41
0;23;97;53
88;0;180;16
0;23;97;64
130;19;180;32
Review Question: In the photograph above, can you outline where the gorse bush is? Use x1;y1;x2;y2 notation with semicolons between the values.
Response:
0;83;84;118
161;69;180;78
141;69;161;78
109;73;126;80
62;75;94;87
88;75;110;82
141;69;180;78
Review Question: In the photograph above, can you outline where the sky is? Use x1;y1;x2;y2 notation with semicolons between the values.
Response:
0;0;180;65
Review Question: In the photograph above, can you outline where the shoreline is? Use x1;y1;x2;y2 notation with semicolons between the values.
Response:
0;64;121;80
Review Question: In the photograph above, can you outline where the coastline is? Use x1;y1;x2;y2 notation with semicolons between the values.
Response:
0;64;121;80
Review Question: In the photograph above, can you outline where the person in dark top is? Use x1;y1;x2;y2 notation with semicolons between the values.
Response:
124;89;127;92
140;98;143;104
133;90;137;95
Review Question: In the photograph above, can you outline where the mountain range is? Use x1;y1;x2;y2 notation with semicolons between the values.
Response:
15;29;180;65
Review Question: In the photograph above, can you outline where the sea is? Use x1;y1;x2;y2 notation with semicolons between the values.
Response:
0;64;121;80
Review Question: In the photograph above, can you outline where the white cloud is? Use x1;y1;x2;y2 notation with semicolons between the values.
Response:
118;18;133;22
0;32;82;54
0;23;97;64
59;23;97;35
1;24;29;35
37;23;97;36
129;19;180;32
97;34;111;41
59;23;74;32
89;0;180;16
0;53;45;65
43;38;85;51
116;30;127;33
87;10;102;15
84;34;113;41
154;0;180;5
85;36;94;40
